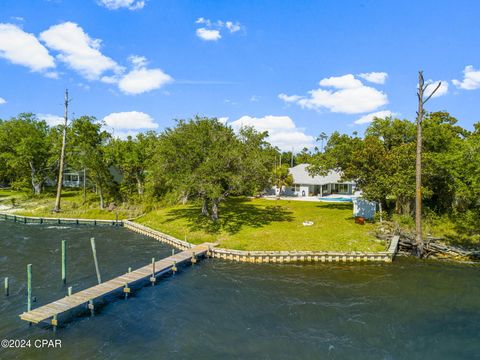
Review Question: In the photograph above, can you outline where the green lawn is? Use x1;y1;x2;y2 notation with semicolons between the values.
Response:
0;188;141;220
136;197;386;252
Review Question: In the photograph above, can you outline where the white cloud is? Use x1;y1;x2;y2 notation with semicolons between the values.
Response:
118;59;173;94
0;97;6;105
424;80;448;98
98;0;146;10
40;22;121;80
218;117;229;124
354;110;396;125
278;93;302;103
452;65;480;90
319;74;363;89
196;28;221;41
99;55;172;95
230;115;315;151
0;23;55;72
38;113;64;126
103;111;158;135
225;21;241;33
279;74;388;114
358;72;388;84
195;18;243;41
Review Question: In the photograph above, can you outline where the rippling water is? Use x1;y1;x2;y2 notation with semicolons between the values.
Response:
0;220;479;359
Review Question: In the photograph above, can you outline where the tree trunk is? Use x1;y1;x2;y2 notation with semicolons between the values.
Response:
211;199;219;221
29;162;43;195
136;174;144;195
99;185;105;209
201;197;209;216
53;89;69;212
82;168;87;204
378;201;383;223
415;72;424;257
32;181;42;195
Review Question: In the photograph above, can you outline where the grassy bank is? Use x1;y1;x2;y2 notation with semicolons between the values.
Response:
0;188;142;220
137;197;385;252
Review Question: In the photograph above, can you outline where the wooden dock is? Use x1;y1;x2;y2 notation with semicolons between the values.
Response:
19;243;214;325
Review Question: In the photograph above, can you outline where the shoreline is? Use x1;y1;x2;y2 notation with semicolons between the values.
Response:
0;211;399;263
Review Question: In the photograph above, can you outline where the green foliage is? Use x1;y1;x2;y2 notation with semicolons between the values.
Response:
152;116;275;220
0;113;54;194
308;112;479;243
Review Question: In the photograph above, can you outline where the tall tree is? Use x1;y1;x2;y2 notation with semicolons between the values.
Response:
414;72;441;256
69;116;112;209
53;89;70;212
0;114;53;194
154;117;274;221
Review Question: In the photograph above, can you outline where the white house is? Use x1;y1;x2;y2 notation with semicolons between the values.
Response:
273;164;355;197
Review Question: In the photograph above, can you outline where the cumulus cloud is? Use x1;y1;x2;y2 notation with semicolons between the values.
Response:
279;74;388;114
424;80;448;98
116;55;173;95
98;0;146;10
452;65;480;90
358;72;388;84
38;113;64;126
225;21;241;33
0;23;55;73
103;111;157;138
354;110;396;125
230;115;315;151
196;28;221;41
195;18;243;41
40;22;122;80
0;97;6;105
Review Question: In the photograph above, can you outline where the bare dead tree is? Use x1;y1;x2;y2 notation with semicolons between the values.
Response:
53;89;70;212
414;72;441;257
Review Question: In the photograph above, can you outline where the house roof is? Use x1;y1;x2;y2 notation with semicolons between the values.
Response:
289;164;354;185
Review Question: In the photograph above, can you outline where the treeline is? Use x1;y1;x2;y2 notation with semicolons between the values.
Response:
308;111;480;239
0;114;278;220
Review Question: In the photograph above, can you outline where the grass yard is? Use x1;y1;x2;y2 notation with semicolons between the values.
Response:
137;197;386;252
0;188;142;220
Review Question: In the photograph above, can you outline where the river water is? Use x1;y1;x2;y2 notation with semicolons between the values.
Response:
0;220;479;359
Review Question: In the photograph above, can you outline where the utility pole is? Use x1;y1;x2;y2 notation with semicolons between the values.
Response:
414;72;441;257
53;89;70;212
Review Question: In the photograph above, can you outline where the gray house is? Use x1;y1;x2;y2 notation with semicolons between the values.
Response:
274;164;355;197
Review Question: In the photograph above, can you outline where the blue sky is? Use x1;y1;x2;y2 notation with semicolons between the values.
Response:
1;0;480;151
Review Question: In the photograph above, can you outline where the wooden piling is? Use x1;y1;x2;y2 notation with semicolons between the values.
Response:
27;264;32;312
4;277;9;296
90;238;102;284
128;267;132;273
61;240;67;285
150;257;156;285
67;286;72;296
88;300;94;316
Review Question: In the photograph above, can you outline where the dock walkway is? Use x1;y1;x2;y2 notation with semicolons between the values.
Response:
19;243;214;324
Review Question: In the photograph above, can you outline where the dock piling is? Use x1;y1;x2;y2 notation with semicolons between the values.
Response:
27;264;32;312
124;283;130;299
4;277;9;296
90;238;102;284
61;240;67;285
88;300;94;316
67;286;72;296
150;257;156;285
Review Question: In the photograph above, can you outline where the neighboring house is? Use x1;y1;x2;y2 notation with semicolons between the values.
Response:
272;164;355;197
46;167;123;188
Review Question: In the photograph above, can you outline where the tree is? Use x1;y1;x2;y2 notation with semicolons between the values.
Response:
318;132;328;152
53;89;70;212
154;117;274;221
0;113;53;194
414;72;441;256
273;164;293;198
69;116;113;209
107;132;157;199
